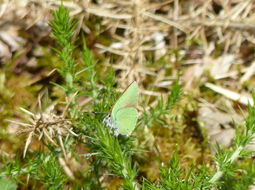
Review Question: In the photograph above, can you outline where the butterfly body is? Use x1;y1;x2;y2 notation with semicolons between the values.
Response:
103;82;139;136
103;114;119;135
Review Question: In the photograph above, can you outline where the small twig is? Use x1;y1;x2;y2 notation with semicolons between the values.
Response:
143;11;190;33
209;146;244;183
205;83;254;106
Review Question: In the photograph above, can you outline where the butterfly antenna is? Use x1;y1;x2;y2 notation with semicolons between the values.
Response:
82;110;107;114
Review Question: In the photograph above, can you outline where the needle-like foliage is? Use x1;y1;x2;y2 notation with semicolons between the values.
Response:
142;79;182;127
50;5;77;95
143;153;212;190
210;95;255;185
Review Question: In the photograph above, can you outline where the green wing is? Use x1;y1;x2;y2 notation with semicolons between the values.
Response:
115;107;138;136
112;81;138;116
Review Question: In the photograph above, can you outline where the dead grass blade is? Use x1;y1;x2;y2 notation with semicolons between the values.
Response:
205;83;253;106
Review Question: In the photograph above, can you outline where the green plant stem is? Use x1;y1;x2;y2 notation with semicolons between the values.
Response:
209;171;223;184
210;144;244;183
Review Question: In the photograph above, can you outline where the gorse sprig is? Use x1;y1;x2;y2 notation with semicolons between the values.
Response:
220;161;255;190
166;80;182;110
210;95;255;184
93;123;138;190
50;5;76;95
81;42;97;85
143;153;212;190
1;151;67;189
143;80;182;127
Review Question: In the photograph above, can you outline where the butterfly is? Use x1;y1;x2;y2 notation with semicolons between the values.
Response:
103;81;139;136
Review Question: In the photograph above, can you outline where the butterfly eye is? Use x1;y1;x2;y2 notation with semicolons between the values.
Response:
103;114;111;126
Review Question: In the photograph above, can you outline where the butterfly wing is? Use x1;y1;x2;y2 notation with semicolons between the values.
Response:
112;82;138;117
115;107;138;136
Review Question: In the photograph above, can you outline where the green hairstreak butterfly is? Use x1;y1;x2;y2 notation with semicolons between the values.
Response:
103;81;139;136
